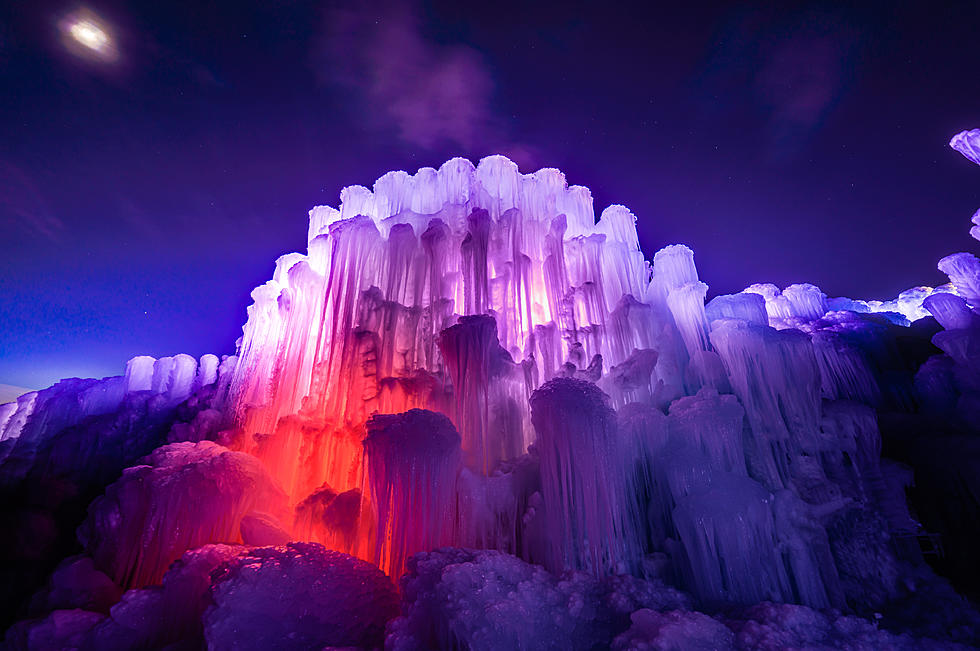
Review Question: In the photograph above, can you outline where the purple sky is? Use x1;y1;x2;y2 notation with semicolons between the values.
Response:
1;0;978;389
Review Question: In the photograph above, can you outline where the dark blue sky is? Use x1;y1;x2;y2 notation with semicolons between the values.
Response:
1;0;978;389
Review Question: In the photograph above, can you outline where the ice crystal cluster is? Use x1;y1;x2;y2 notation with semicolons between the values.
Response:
2;132;980;649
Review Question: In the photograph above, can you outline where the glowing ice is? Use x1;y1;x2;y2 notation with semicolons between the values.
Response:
363;409;461;579
4;144;980;647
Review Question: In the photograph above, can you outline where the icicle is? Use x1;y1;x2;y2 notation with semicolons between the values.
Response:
672;473;792;607
667;388;747;476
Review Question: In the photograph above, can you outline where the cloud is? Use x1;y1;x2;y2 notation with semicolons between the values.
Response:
0;160;65;242
312;1;498;151
754;23;855;143
694;8;859;158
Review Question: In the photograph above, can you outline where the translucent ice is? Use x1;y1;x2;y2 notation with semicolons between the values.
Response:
78;441;286;587
530;377;644;576
950;128;980;166
363;409;461;579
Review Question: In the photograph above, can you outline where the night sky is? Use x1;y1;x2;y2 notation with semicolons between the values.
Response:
1;0;978;390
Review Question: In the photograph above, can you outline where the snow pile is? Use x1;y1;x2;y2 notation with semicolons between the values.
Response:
612;609;734;650
388;548;970;650
204;543;398;651
385;547;689;651
724;601;969;651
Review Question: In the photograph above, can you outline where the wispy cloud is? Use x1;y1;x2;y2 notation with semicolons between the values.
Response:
694;8;859;158
312;1;505;153
754;17;857;149
0;160;65;242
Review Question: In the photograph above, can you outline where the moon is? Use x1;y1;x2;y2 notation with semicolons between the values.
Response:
60;9;118;63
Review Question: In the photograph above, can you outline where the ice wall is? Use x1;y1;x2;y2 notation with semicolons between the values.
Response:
7;142;980;644
226;157;665;505
206;154;951;608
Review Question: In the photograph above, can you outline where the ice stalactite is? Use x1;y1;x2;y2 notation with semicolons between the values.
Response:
362;409;461;579
709;319;823;489
438;315;528;473
530;377;644;576
672;473;791;606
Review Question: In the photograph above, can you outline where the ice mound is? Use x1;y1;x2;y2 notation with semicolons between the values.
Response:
385;547;689;651
27;556;121;616
92;543;242;649
204;543;398;651
4;544;242;650
611;609;734;650
2;609;105;651
77;441;286;587
724;601;969;650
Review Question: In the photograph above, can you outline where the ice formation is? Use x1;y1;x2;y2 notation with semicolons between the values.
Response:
3;138;980;648
385;548;690;651
77;441;286;587
363;409;461;578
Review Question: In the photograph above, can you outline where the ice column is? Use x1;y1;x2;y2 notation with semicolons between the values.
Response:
652;245;711;357
363;409;461;579
530;377;643;576
672;473;792;606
